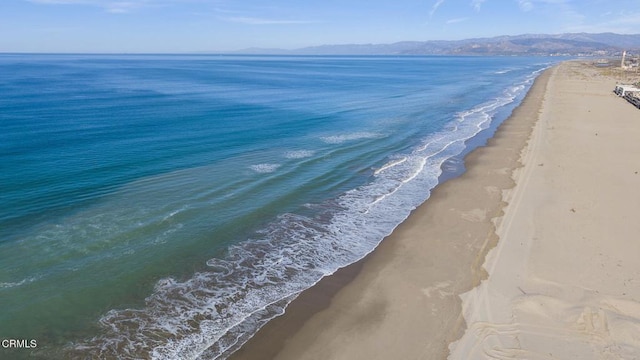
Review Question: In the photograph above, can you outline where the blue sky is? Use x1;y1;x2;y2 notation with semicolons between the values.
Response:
1;0;640;52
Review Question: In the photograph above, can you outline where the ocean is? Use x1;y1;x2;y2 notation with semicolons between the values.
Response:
0;54;556;359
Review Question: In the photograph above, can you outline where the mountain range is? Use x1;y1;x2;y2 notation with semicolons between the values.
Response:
234;33;640;56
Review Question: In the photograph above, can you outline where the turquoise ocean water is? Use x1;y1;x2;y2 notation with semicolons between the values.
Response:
0;54;556;359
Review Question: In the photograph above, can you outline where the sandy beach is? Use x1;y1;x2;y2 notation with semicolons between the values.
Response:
230;61;640;360
450;62;640;359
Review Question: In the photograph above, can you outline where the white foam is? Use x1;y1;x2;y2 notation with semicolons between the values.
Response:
284;150;315;159
320;132;383;144
162;205;189;222
374;157;407;175
249;164;281;173
0;276;38;289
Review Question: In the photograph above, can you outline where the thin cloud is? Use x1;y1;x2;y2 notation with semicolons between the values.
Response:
105;1;140;13
615;11;640;26
471;0;486;12
224;16;318;25
566;11;640;34
519;0;585;31
429;0;445;18
517;0;575;13
26;0;180;13
213;7;241;15
28;0;90;3
518;0;533;12
446;17;469;24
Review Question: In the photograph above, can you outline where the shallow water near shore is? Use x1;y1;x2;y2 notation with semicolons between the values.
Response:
0;54;557;359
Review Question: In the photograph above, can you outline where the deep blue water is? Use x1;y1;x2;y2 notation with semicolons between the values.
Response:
0;54;556;359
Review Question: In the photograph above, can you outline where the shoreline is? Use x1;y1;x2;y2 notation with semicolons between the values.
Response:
228;65;553;359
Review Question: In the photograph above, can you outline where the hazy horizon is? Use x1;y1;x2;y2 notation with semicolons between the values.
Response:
2;0;640;53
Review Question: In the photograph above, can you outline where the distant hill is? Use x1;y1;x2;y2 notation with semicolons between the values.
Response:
233;33;640;56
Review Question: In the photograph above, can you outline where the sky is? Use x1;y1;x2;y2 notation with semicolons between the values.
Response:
1;0;640;53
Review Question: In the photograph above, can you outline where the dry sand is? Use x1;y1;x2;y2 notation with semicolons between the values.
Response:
231;62;640;360
450;62;640;359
